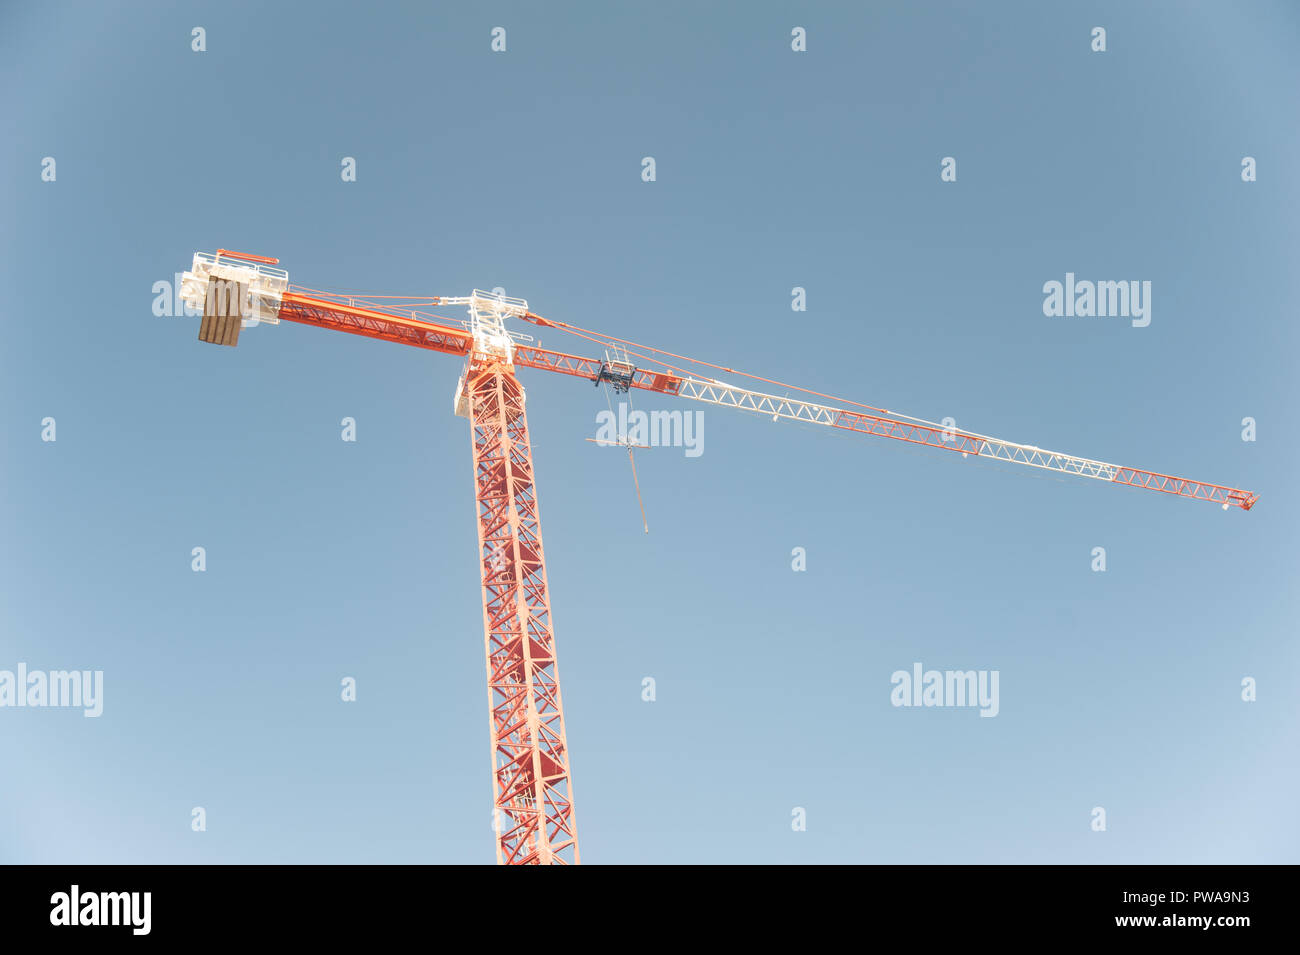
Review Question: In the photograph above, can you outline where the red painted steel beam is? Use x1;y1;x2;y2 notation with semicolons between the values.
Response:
276;292;472;357
513;345;684;395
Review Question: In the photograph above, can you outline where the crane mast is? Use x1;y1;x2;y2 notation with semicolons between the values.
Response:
180;248;1258;865
455;292;579;865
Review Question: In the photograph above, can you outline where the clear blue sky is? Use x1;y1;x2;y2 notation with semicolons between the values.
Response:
2;0;1296;863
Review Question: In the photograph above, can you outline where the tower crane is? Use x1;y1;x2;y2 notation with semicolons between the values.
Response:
179;248;1258;866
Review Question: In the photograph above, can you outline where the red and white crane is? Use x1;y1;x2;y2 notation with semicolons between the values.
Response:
180;248;1258;865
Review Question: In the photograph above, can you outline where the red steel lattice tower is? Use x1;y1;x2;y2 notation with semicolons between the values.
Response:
458;297;578;865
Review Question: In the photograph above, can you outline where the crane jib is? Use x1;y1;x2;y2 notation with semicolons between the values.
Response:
179;246;1259;517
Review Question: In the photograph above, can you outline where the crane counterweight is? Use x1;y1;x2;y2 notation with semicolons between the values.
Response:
181;251;288;336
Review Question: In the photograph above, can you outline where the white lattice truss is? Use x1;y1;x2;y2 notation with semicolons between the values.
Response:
670;377;1256;510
